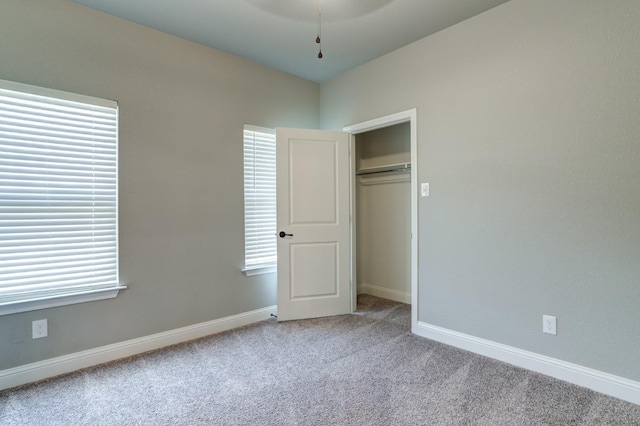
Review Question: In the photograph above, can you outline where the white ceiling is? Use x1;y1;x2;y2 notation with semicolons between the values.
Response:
71;0;511;83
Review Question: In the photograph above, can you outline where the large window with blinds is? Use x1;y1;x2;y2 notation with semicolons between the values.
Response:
243;125;276;275
0;79;124;316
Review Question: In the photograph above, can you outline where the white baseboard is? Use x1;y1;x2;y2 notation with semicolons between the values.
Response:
0;305;277;392
415;321;640;406
358;283;411;304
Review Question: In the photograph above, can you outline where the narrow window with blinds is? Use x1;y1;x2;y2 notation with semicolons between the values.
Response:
243;125;276;275
0;79;125;316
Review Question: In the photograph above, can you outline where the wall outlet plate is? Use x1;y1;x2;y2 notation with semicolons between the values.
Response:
543;315;557;335
32;319;48;339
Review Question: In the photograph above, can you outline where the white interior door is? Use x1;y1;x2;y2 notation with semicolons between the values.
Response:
276;128;351;321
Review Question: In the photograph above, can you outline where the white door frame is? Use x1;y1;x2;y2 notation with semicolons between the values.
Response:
343;108;418;332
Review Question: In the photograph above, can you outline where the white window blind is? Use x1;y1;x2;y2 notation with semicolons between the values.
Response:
0;79;123;315
243;125;276;270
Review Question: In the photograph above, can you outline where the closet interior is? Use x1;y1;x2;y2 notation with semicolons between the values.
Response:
355;122;411;305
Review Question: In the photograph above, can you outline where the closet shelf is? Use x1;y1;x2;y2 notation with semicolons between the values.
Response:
356;162;411;176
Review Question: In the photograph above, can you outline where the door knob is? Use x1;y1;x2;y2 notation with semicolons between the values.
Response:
278;231;293;238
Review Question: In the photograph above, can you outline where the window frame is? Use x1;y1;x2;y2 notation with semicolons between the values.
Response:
0;79;125;316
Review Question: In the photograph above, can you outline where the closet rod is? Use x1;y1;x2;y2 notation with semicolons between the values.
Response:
356;163;411;176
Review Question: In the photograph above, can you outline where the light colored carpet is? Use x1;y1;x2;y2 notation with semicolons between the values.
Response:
1;295;639;425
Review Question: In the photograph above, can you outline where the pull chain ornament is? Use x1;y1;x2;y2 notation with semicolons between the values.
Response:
316;0;323;58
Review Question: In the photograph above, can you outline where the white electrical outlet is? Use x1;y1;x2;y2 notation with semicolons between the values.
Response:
543;315;556;335
32;319;48;339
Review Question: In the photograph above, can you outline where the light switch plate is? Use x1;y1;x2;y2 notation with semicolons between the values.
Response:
421;183;429;197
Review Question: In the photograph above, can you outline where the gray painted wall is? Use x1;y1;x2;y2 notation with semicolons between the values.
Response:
2;0;640;386
321;0;640;381
0;0;319;370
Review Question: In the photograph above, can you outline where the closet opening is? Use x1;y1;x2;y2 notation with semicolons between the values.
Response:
354;122;411;308
345;109;418;331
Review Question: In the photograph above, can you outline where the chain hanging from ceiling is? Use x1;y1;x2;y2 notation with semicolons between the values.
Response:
316;0;323;58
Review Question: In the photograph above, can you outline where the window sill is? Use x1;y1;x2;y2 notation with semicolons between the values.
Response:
0;286;128;316
242;264;276;276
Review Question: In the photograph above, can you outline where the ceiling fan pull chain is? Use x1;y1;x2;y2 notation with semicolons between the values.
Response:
316;0;323;58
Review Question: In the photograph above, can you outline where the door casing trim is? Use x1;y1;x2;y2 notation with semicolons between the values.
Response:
343;108;418;331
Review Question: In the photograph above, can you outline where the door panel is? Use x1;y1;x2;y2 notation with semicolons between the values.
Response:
290;243;337;299
289;139;337;224
276;128;351;321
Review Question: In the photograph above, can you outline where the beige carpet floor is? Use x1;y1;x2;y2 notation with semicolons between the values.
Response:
1;295;640;425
